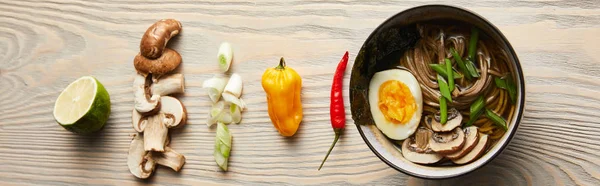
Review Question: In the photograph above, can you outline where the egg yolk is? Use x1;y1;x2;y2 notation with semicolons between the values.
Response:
378;80;417;124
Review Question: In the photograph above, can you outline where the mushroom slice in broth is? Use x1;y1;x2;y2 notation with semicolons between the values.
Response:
401;127;443;164
428;108;463;132
446;126;479;160
452;134;489;164
429;127;465;155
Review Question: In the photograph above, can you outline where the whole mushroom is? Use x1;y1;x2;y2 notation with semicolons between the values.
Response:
140;19;182;59
134;48;182;77
134;19;183;77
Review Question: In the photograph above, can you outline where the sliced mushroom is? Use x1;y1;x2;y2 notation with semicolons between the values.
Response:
427;108;463;132
143;114;168;152
128;134;156;179
151;73;185;96
429;127;465;155
401;127;443;164
452;133;489;164
138;96;186;151
446;126;480;160
131;109;145;133
152;146;186;172
134;74;161;114
160;96;187;128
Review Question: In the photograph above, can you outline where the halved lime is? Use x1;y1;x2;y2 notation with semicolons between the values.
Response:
53;76;111;134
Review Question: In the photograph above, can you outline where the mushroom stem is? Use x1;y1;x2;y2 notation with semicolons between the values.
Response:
144;114;168;152
152;74;185;96
152;146;186;172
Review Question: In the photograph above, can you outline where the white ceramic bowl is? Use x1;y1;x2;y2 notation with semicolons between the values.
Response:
349;5;525;179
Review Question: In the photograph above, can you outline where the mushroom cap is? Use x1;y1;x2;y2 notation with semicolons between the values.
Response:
160;96;187;128
140;19;182;59
134;48;182;76
127;134;156;179
452;133;489;164
446;126;480;160
427;108;463;132
429;127;465;155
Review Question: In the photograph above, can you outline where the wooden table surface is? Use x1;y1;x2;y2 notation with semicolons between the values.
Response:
1;0;599;185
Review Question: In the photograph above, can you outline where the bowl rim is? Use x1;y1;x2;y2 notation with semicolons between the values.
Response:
353;4;526;179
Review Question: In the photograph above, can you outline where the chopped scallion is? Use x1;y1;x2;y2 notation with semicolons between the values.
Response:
465;59;480;78
468;27;479;61
437;75;452;102
439;96;447;125
445;59;454;92
465;110;483;127
470;96;485;115
506;76;517;104
450;48;470;80
485;109;508;131
494;77;507;89
215;122;232;171
429;64;463;79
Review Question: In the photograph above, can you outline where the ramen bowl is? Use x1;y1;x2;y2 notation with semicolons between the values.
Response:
349;5;525;179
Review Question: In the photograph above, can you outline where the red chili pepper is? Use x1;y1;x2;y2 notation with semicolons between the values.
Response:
318;51;349;170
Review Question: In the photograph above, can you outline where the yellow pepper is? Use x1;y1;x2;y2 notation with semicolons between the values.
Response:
262;57;303;136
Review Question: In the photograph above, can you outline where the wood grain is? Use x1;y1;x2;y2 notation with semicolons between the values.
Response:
0;0;599;185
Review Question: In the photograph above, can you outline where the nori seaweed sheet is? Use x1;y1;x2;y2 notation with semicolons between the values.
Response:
350;25;420;125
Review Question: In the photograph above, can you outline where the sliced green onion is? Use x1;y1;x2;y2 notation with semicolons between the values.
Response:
465;96;485;127
429;64;463;79
231;104;242;124
506;76;517;104
470;96;485;115
468;27;479;61
439;96;447;125
485;109;508;131
450;48;470;80
218;42;233;72
437;75;452;102
202;76;229;103
445;59;454;92
465;110;483;127
465;59;480;78
207;101;226;127
494;77;507;89
215;122;232;171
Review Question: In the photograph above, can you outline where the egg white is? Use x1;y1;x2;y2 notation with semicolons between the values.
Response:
368;69;423;140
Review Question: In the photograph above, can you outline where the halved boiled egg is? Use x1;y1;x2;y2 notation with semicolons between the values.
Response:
369;69;423;140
